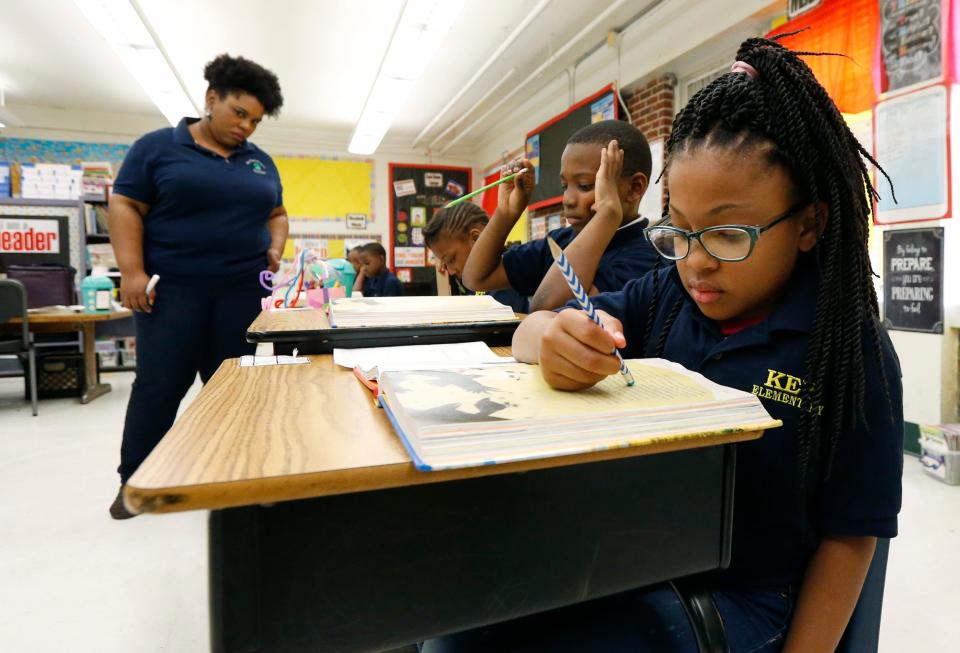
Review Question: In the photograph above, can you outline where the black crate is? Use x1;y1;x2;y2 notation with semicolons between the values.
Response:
25;353;85;399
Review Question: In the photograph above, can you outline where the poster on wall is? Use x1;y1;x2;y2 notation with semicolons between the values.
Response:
525;134;541;183
389;163;471;293
874;84;949;223
591;93;616;122
883;227;944;333
880;0;942;94
530;217;547;240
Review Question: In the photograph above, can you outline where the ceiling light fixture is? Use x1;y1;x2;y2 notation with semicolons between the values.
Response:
348;0;464;155
73;0;197;126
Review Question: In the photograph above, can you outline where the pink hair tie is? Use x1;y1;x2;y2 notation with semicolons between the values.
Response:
730;61;758;79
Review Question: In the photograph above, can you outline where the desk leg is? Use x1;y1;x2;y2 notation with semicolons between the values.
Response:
80;324;111;403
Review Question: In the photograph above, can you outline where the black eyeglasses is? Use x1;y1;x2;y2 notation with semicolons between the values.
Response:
643;205;806;262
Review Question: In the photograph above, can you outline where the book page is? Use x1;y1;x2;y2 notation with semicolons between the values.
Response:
385;360;720;428
333;341;510;371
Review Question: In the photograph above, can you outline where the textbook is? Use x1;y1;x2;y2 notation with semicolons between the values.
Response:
328;295;518;328
378;358;781;471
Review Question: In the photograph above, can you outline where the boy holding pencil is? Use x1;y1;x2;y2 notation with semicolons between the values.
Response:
461;120;659;311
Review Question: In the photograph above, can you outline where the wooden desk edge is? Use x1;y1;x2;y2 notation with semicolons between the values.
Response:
124;429;763;515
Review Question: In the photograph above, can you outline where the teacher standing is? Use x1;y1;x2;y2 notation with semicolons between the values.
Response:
108;54;287;519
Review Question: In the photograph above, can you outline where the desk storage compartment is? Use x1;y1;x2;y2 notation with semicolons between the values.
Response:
24;352;85;399
919;435;960;486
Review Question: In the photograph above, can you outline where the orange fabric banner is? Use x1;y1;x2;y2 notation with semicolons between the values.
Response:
767;0;879;114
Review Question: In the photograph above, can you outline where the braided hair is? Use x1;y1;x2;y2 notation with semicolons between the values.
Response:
423;202;489;246
660;35;894;484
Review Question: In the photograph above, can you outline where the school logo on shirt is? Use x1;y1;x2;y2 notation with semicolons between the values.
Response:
752;369;823;415
246;159;267;175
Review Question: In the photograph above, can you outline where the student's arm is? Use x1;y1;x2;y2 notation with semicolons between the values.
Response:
353;269;366;292
530;142;625;311
462;159;534;291
513;308;626;390
265;205;289;273
782;536;877;653
108;193;154;313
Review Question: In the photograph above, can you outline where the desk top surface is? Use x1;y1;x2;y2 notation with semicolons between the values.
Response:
10;308;132;324
247;307;331;334
125;348;763;515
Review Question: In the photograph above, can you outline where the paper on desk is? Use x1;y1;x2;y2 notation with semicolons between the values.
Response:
239;355;310;367
333;341;513;377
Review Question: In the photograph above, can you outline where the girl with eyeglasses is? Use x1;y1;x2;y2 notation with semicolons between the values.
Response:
430;36;904;653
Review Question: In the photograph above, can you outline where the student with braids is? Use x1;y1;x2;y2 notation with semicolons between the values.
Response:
423;202;530;313
426;36;904;653
461;120;660;311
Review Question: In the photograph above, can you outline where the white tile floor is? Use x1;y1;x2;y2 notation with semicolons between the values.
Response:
0;371;957;652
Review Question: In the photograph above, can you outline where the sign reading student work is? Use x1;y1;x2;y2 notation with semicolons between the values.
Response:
883;227;944;333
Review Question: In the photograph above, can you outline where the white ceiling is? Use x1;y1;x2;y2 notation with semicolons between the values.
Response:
0;0;764;153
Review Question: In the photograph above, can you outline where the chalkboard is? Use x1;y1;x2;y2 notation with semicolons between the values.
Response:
881;0;942;93
524;85;624;211
388;163;471;295
883;227;944;333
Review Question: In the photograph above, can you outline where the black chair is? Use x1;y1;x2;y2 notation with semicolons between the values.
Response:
0;279;38;416
676;538;891;653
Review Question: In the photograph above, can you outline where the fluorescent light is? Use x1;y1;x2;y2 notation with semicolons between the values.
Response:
74;0;197;126
348;0;463;154
0;122;6;129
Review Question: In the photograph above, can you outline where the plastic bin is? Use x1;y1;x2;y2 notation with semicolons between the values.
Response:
24;353;85;399
919;435;960;485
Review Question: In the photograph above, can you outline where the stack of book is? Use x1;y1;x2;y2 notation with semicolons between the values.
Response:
81;161;114;199
19;163;82;199
328;295;517;328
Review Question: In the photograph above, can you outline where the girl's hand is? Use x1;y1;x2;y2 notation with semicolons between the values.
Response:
496;157;535;220
591;140;624;223
539;308;627;390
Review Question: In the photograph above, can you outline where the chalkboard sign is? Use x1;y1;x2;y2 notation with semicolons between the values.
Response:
881;0;942;93
524;84;624;211
883;227;944;333
388;163;471;295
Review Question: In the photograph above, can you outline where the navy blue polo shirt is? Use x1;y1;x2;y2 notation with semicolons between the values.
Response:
580;258;903;588
363;270;403;297
113;118;283;284
502;217;658;297
451;276;530;313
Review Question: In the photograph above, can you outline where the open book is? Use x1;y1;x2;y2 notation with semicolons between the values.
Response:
378;358;781;471
328;295;518;328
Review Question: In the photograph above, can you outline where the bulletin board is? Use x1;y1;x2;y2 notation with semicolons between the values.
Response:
874;84;951;224
524;84;624;211
388;163;471;294
274;156;373;223
879;0;946;95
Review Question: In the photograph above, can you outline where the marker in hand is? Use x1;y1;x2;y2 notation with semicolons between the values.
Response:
546;238;635;386
146;274;160;304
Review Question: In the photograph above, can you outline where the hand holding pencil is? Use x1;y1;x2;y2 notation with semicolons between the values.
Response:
496;157;534;219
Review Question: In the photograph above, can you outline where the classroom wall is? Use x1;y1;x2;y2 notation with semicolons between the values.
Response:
1;117;473;268
469;0;774;174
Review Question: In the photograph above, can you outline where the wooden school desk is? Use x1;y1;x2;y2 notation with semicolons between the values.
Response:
2;308;132;403
246;306;521;355
125;350;765;653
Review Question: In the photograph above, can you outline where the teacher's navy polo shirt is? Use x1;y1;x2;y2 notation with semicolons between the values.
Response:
577;258;904;588
113;117;283;284
502;217;658;297
363;270;404;297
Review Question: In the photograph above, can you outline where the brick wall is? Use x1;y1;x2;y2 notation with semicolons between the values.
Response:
625;74;678;144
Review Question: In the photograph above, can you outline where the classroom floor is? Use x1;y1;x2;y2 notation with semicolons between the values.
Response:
0;371;957;653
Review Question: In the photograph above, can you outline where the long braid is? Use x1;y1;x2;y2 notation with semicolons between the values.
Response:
663;35;894;484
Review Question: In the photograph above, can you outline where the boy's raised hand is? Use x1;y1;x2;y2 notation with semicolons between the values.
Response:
592;140;624;223
539;308;627;390
497;157;535;220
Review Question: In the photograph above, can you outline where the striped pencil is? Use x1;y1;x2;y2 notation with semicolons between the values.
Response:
546;237;635;386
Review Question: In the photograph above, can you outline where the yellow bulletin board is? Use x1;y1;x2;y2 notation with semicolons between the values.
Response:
274;156;373;221
274;156;374;261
